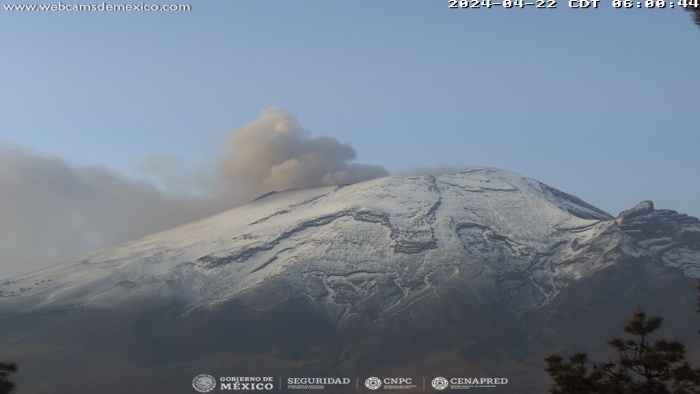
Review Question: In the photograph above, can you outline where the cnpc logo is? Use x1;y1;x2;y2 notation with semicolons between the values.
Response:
365;377;414;390
365;377;382;390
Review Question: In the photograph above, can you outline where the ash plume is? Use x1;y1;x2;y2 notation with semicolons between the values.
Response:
0;144;226;279
220;108;389;194
0;109;392;277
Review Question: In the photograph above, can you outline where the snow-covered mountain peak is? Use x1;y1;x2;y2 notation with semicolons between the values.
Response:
1;168;697;321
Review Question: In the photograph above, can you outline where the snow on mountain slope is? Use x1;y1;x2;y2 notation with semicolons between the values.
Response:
0;168;697;322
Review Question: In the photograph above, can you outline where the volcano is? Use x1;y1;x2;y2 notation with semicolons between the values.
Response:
1;168;698;393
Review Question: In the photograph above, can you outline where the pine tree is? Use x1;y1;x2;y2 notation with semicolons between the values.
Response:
545;280;700;394
545;351;626;393
686;3;700;27
0;362;17;394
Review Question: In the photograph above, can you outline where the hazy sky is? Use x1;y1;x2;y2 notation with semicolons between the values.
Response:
1;1;699;277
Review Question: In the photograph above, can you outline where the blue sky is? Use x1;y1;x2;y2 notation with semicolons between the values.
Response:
1;0;699;219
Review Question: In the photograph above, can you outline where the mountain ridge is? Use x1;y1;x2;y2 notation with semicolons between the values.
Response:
1;167;699;394
1;167;697;320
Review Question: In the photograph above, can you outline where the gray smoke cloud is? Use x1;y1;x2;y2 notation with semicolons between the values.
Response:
0;109;394;279
220;108;389;194
0;144;228;279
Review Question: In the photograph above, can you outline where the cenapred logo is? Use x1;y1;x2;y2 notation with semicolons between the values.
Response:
431;376;509;390
365;377;382;390
192;374;217;393
431;377;449;390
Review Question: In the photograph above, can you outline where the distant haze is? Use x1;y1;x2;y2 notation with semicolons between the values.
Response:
0;109;389;278
0;144;226;278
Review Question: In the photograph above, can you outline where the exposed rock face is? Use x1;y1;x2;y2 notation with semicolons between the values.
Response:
0;168;698;394
0;169;612;313
1;169;698;320
615;201;700;277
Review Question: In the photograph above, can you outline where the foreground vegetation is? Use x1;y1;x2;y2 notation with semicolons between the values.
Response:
546;281;700;394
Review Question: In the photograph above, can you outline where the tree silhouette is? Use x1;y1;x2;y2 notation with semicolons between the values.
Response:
545;280;700;394
686;3;700;27
0;362;17;394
